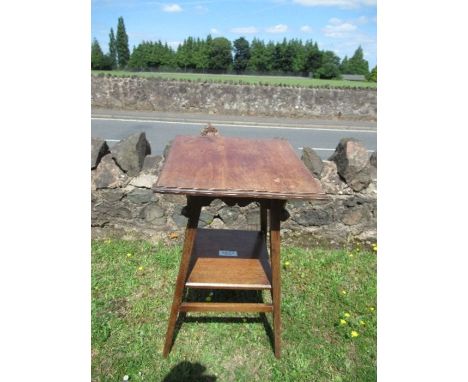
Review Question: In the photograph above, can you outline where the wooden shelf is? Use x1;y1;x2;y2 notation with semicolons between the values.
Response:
186;229;272;290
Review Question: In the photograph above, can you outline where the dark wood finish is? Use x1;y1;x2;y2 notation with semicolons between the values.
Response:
186;229;271;289
180;302;273;313
162;197;201;358
260;204;268;238
270;200;282;359
153;136;325;200
156;136;325;359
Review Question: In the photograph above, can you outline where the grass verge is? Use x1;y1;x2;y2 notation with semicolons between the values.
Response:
91;71;377;90
92;239;376;381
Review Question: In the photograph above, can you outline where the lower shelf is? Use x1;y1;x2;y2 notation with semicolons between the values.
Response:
185;229;272;290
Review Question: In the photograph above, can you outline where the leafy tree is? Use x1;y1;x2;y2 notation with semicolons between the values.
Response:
367;65;377;82
345;46;369;75
340;56;349;74
128;40;176;70
108;28;117;69
315;51;341;79
116;16;130;68
207;37;232;71
289;39;306;73
304;41;322;76
247;39;270;72
91;39;112;70
233;37;250;73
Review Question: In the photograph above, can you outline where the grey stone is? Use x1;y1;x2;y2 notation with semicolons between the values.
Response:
293;207;333;226
172;211;188;228
91;138;109;169
329;138;372;192
246;210;260;226
161;194;186;204
163;140;173;159
319;161;353;195
127;188;155;204
129;173;158;189
97;189;124;203
93;154;128;189
199;210;214;226
218;206;241;225
210;218;225;229
301;147;323;178
140;205;164;221
93;200;132;219
370;151;377;168
111;132;151;177
142;155;163;175
341;206;368;226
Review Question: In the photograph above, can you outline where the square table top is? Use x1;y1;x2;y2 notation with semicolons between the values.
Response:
152;135;325;200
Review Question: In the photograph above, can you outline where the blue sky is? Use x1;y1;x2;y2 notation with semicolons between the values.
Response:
92;0;377;68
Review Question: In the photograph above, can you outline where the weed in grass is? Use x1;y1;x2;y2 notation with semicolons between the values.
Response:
92;240;376;381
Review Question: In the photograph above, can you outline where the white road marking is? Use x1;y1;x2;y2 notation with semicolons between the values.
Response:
91;116;376;134
298;146;373;152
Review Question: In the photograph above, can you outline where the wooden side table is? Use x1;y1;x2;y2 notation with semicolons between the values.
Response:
153;135;325;358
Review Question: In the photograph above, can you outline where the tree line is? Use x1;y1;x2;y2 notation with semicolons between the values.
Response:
92;17;377;81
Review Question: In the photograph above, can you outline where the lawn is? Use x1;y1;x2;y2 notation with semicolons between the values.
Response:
91;238;377;382
91;70;377;90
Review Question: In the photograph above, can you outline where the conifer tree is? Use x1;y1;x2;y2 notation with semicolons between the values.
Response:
116;17;130;68
108;28;117;69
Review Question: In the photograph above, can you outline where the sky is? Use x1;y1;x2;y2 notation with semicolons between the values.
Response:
92;0;377;68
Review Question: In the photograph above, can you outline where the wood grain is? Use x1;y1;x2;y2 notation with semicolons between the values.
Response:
153;136;325;200
186;229;272;290
179;302;273;313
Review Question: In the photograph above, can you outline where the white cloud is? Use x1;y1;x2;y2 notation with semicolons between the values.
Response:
230;26;259;34
195;4;208;14
162;3;182;12
329;17;342;25
266;24;288;33
293;0;376;9
323;19;357;37
210;28;220;34
356;16;368;24
300;25;313;33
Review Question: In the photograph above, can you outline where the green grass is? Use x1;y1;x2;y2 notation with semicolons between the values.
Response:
91;70;377;89
92;239;376;382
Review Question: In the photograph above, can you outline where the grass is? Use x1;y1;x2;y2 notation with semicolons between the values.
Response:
92;238;376;382
91;70;377;90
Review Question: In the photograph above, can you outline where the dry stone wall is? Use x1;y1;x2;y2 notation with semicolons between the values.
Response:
91;75;377;121
91;133;377;248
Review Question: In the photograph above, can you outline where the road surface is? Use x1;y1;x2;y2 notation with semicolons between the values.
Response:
91;109;376;159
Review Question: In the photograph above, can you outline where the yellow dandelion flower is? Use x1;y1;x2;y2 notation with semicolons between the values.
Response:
359;320;366;326
372;244;377;252
285;261;290;266
341;290;347;295
351;331;359;338
127;253;132;257
369;307;375;312
138;266;143;271
348;253;354;258
344;312;350;318
340;319;347;325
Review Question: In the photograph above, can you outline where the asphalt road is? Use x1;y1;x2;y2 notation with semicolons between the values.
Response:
91;109;377;159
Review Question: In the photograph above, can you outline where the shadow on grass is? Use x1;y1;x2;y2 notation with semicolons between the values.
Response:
162;361;217;382
170;289;275;353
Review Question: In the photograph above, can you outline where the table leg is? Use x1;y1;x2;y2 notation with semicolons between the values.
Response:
260;203;268;239
270;200;282;358
163;197;201;357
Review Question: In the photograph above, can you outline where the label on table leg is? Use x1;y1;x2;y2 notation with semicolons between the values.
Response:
218;250;238;257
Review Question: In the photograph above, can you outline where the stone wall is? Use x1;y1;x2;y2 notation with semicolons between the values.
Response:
91;133;377;248
91;75;377;121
